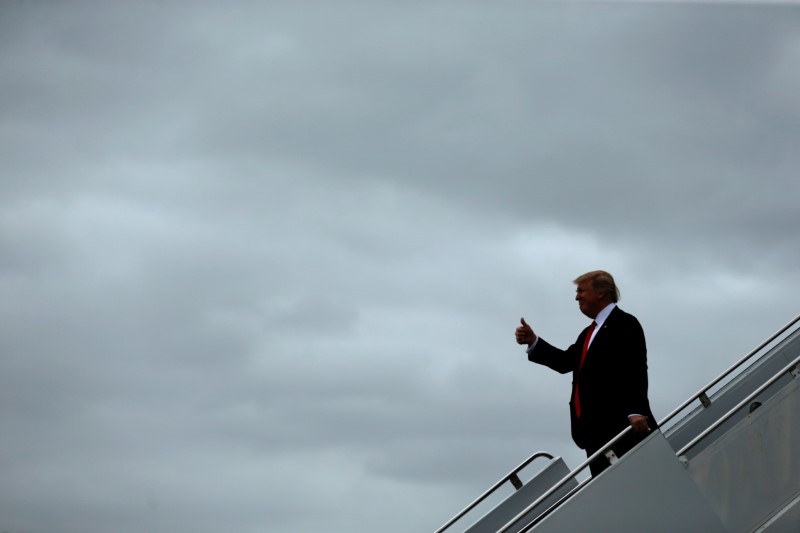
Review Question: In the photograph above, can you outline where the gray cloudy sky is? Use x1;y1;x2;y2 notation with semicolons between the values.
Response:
1;1;799;532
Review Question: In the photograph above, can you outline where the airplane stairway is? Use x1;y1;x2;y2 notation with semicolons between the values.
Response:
435;314;800;533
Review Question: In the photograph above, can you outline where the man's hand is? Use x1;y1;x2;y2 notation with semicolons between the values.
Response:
515;317;537;345
628;415;651;433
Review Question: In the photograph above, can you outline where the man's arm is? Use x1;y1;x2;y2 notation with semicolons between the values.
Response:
616;314;652;432
516;317;579;374
528;337;577;374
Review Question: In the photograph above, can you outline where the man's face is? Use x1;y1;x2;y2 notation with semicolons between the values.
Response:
575;281;606;319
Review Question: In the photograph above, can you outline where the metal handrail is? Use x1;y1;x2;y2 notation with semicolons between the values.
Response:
436;313;800;533
497;425;637;533
658;313;800;428
676;352;800;457
517;476;592;533
506;318;800;533
433;451;554;533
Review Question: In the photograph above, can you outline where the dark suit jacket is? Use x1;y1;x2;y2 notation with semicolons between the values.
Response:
529;306;657;454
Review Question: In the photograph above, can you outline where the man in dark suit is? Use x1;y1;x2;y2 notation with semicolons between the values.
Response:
515;270;657;476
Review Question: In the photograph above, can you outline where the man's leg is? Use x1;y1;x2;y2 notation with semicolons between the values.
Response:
585;444;611;477
587;453;610;477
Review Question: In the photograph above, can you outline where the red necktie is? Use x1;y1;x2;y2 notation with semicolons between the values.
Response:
575;321;597;418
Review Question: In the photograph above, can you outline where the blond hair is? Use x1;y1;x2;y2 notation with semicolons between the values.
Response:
574;270;620;303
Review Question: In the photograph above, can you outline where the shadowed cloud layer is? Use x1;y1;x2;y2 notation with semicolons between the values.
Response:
1;2;798;532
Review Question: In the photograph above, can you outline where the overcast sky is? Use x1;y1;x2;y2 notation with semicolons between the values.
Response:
1;1;799;532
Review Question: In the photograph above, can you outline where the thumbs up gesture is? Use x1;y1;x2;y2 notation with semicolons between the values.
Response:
515;317;536;345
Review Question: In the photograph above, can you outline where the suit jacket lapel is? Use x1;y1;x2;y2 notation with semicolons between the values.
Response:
586;306;619;358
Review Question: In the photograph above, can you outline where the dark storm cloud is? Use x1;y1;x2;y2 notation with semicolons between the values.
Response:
123;1;799;269
0;2;798;533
